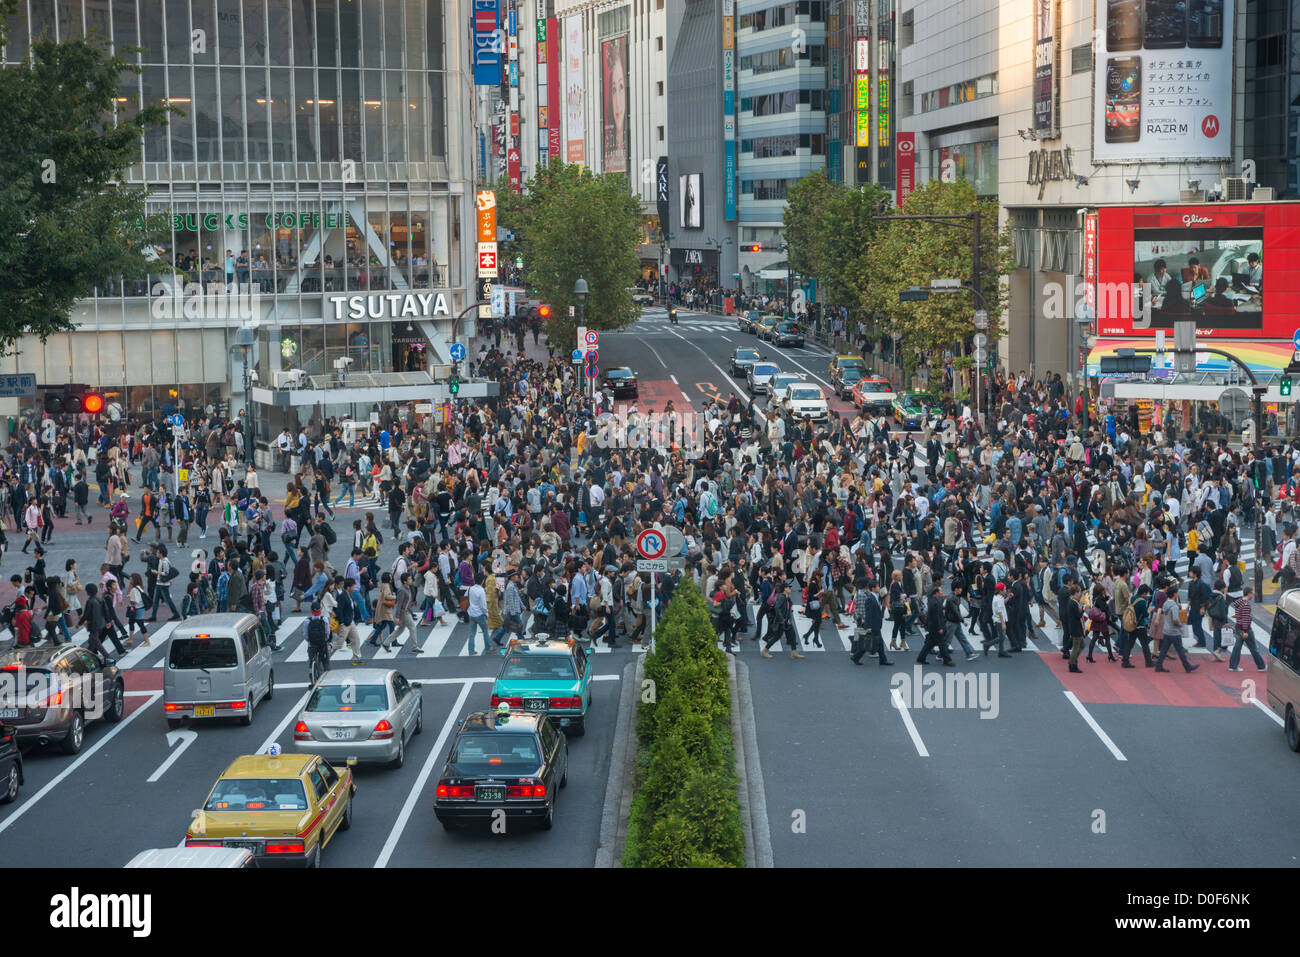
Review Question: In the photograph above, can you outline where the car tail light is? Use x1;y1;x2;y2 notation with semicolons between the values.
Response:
185;839;222;847
370;719;394;740
490;695;523;707
266;842;305;854
551;697;581;709
230;700;246;711
37;690;63;708
294;721;312;741
164;703;185;712
507;783;548;798
436;783;475;798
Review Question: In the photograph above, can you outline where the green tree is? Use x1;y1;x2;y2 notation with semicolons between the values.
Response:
0;5;172;356
494;163;642;351
782;168;837;280
861;180;1014;380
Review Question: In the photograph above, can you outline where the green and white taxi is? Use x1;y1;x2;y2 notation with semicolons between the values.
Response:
489;637;593;737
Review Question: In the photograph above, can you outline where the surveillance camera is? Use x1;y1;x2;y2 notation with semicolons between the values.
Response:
1077;208;1089;217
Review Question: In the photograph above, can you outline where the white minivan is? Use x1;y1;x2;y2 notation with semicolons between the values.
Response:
163;614;275;730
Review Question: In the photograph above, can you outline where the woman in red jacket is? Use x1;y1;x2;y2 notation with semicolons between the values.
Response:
12;596;32;647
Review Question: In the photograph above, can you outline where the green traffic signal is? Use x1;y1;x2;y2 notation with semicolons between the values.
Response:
449;374;460;395
1282;375;1293;396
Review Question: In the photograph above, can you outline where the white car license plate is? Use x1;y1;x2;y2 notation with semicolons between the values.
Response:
327;727;352;740
476;786;505;802
0;709;17;719
524;698;548;712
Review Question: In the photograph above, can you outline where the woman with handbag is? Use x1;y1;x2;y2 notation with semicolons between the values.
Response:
1085;583;1116;663
369;573;398;646
1154;583;1199;673
887;569;910;652
126;572;150;647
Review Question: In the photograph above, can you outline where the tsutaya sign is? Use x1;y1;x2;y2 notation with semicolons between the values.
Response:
328;292;453;320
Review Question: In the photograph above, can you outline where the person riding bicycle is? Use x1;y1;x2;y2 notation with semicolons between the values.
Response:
304;602;331;680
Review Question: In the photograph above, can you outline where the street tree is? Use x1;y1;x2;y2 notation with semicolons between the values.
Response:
494;163;642;350
861;180;1013;382
0;5;172;356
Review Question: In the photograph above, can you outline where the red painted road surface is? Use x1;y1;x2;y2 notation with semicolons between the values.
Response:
1039;651;1265;709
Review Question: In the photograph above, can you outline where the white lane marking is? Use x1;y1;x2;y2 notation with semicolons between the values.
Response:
0;692;163;835
374;680;475;869
670;374;679;384
146;729;198;783
420;618;458;657
636;337;668;369
1063;690;1128;761
1250;696;1285;727
772;349;836;390
890;688;930;757
116;621;179;669
664;328;752;397
255;687;315;755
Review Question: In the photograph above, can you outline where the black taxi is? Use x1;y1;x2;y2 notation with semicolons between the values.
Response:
433;707;568;832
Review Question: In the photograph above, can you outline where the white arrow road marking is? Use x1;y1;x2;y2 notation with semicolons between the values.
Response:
147;729;198;782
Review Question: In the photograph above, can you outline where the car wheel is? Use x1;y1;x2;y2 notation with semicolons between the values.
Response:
265;670;274;701
238;696;254;726
414;701;423;735
1;762;19;804
540;800;555;831
391;736;406;769
61;711;85;755
308;844;321;868
340;792;354;831
167;718;183;731
1288;708;1300;752
104;681;125;723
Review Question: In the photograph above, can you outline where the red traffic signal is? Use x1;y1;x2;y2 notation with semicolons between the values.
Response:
82;392;104;414
44;387;104;415
537;304;551;319
748;244;762;253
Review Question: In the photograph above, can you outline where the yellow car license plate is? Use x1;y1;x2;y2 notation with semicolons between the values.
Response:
194;705;215;717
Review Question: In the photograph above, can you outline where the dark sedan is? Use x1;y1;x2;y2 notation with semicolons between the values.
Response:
773;321;805;348
602;367;639;397
433;708;568;832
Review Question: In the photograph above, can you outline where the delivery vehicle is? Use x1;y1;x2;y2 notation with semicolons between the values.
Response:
163;614;274;730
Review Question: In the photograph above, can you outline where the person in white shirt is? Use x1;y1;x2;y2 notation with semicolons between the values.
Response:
986;582;1011;657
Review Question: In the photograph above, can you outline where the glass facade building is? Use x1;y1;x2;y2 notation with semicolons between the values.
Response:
2;0;470;429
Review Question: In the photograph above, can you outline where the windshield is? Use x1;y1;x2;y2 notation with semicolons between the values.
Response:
751;364;779;376
306;684;390;712
499;655;577;681
451;732;542;773
606;369;633;379
840;368;863;381
736;349;759;360
838;359;866;371
790;387;822;401
772;376;801;390
859;382;891;393
205;778;309;812
169;637;239;670
777;322;800;333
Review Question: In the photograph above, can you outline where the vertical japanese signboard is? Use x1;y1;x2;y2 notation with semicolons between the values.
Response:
547;18;561;160
477;190;498;318
1082;212;1098;322
1033;0;1058;135
472;0;501;86
722;0;736;220
896;132;915;202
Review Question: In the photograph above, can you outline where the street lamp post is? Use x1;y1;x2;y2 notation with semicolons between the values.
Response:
574;276;589;399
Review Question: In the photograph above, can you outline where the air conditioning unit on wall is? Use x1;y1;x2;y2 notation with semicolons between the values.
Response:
1252;186;1275;201
1179;189;1206;203
1224;177;1247;200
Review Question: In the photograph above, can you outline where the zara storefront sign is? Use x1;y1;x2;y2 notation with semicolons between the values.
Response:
1025;145;1074;199
328;292;452;320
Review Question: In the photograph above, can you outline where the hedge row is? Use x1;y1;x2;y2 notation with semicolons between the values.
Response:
622;578;745;868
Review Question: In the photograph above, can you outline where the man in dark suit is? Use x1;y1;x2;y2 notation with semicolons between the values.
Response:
916;585;953;666
1009;567;1032;651
1186;565;1212;648
849;575;891;666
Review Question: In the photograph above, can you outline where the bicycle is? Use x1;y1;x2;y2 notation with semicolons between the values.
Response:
308;641;331;686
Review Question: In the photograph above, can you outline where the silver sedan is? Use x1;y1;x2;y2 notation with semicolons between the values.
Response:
292;669;423;768
746;361;781;395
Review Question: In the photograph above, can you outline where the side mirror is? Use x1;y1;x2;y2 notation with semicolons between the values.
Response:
410;681;422;689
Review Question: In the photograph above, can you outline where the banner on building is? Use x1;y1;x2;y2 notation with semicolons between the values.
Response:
656;156;670;229
601;35;629;173
565;15;585;163
472;0;501;86
896;132;915;202
1092;0;1233;162
723;0;736;220
680;173;701;229
1033;0;1058;135
536;18;548;166
856;73;870;148
547;19;561;160
1083;212;1098;320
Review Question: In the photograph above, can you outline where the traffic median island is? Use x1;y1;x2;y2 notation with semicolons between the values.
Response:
621;579;745;867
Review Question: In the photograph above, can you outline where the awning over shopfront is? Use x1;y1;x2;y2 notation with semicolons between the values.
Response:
1086;337;1293;377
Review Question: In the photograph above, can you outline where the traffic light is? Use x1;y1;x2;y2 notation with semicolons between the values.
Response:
537;304;551;320
748;244;762;253
1283;375;1293;396
449;372;460;395
44;386;104;415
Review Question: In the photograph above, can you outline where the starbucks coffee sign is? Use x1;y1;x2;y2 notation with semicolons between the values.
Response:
328;292;453;320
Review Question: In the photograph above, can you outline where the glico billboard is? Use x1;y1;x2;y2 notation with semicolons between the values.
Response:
1094;203;1300;340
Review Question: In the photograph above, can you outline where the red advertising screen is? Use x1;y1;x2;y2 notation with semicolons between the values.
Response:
1096;203;1300;340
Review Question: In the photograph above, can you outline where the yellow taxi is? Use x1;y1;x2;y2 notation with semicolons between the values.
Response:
185;751;355;868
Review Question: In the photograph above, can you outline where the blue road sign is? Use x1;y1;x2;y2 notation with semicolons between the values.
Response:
449;343;467;361
585;365;599;378
571;348;583;362
170;413;184;427
0;374;36;398
1293;328;1300;351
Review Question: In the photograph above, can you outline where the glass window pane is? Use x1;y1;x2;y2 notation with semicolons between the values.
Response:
221;66;245;162
341;69;361;162
427;70;443;159
139;0;161;59
246;68;268;160
57;0;82;42
292;0;312;64
169;68;194;162
366;206;386;289
151;329;177;384
244;0;265;64
267;0;288;63
194;65;218;161
30;0;55;42
385;69;404;162
364;68;382;162
143;65;167;159
407;71;425;161
295;66;316;162
317;0;335;66
425;0;440;70
406;0;423;70
361;0;381;68
318;68;339;162
166;0;189;60
270;68;291;161
116;72;141;129
340;0;358;66
111;0;136;52
191;0;213;58
216;0;240;63
88;0;111;42
298;199;321;291
384;0;401;66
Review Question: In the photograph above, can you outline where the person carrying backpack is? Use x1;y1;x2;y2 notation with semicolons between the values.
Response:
303;603;331;680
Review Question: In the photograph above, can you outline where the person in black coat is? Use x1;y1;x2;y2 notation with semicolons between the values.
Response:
916;585;952;665
849;575;891;666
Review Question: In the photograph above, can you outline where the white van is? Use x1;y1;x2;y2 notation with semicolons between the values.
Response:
163;614;274;730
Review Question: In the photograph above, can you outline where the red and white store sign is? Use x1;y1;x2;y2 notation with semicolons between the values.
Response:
1132;211;1265;229
896;133;915;203
1083;213;1097;315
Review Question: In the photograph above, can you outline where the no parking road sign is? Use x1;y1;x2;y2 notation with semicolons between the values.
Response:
585;330;599;346
636;528;667;560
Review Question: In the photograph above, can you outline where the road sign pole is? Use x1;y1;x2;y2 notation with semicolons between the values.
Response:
174;429;180;496
649;571;657;652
